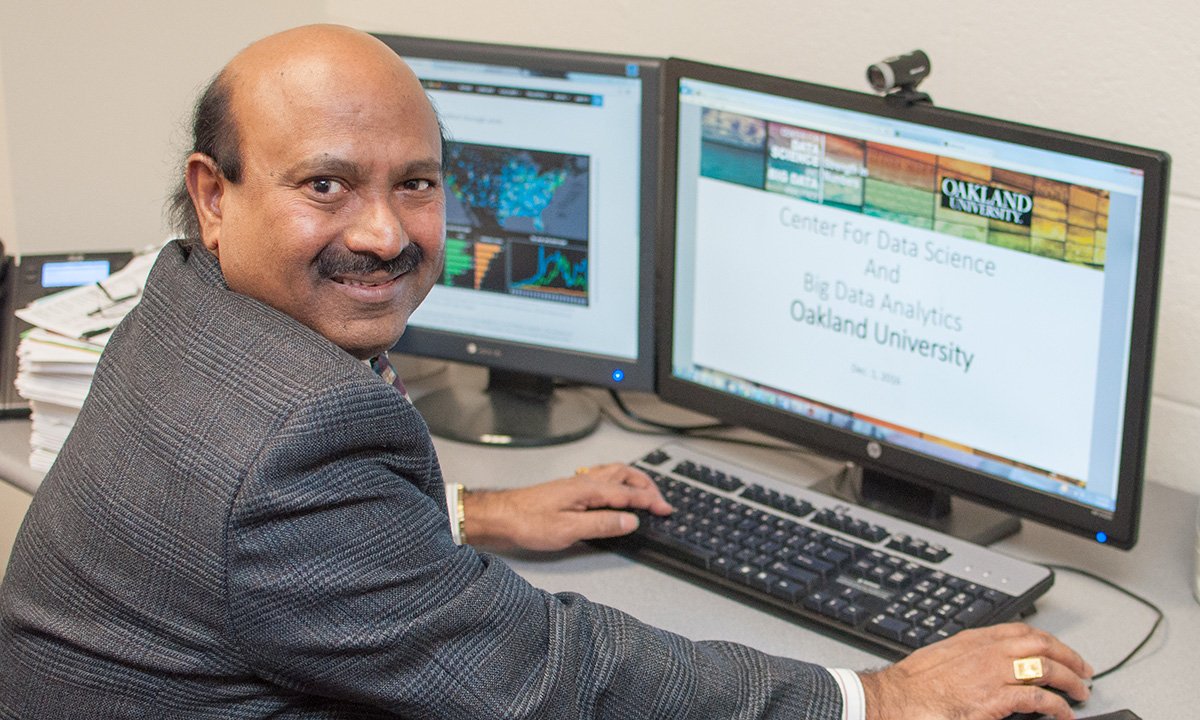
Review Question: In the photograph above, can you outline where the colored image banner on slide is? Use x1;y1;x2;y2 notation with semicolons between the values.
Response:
700;108;1111;271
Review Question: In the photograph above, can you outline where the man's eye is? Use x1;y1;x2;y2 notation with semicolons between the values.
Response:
309;178;346;195
403;179;435;191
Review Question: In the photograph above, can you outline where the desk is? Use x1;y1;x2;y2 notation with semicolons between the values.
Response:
1;366;1197;717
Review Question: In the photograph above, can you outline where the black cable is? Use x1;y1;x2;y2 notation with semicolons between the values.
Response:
1041;563;1164;680
600;401;841;463
606;389;729;434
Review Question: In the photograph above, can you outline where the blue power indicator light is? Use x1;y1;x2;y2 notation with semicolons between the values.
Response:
611;369;625;383
1095;531;1108;544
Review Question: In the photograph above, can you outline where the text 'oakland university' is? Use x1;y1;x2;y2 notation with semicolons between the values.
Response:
789;300;975;373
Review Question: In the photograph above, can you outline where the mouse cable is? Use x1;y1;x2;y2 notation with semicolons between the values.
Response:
1041;563;1163;681
606;389;729;434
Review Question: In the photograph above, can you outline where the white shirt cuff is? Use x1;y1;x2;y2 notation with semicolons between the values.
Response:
445;482;464;545
828;668;866;720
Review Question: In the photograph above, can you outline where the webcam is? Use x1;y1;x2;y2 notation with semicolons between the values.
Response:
867;50;931;106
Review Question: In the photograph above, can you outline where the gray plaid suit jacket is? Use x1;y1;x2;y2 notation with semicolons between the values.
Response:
0;240;843;719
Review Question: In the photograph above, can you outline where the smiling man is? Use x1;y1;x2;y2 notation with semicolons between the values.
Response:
0;25;1091;720
184;29;447;361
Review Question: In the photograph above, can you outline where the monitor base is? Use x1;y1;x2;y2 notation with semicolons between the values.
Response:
414;369;600;447
813;464;1021;546
389;354;449;384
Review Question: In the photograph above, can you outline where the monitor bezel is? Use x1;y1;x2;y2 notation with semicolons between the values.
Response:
657;58;1170;549
374;33;663;393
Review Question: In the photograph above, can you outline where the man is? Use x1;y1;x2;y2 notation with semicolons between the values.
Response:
0;25;1092;719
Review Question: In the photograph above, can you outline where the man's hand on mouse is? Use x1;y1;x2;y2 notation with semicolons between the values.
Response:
860;623;1094;720
462;463;674;552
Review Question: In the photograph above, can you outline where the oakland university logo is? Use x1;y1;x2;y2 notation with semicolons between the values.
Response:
939;177;1033;226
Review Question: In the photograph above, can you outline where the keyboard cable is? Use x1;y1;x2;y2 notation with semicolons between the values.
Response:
607;389;729;434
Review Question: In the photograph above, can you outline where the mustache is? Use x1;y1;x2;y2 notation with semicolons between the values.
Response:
316;243;424;280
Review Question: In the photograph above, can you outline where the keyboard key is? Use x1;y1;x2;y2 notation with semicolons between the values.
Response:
640;529;716;570
954;599;994;626
732;564;757;584
642;449;670;466
785;497;814;517
921;544;950;562
836;586;862;602
916;597;939;613
803;590;833;612
768;561;819;592
838;604;869;626
982;589;1008;604
769;577;803;603
820;547;850;567
821;597;848;618
867;614;910;642
751;570;779;593
901;626;930;649
932;622;964;642
825;536;864;560
788;554;835;579
919;614;944;631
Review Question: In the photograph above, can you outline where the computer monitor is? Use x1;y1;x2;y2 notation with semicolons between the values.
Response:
659;58;1169;549
373;34;661;446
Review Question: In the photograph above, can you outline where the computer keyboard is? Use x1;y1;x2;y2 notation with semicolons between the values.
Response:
605;442;1055;657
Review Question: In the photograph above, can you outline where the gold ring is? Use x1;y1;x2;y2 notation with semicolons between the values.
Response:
1013;656;1044;683
575;466;590;475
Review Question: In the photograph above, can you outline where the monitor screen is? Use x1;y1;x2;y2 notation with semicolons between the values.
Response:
41;260;111;288
374;34;661;445
660;59;1169;549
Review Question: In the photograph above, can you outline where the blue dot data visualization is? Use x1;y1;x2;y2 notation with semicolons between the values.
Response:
442;141;591;306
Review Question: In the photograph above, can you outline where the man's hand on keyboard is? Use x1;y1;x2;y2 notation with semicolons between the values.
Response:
462;463;674;552
859;623;1093;720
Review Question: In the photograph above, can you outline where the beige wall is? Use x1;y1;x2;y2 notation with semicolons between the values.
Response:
0;0;326;255
0;32;16;253
1;0;1198;496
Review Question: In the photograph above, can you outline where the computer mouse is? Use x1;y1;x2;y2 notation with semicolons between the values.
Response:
1001;685;1083;720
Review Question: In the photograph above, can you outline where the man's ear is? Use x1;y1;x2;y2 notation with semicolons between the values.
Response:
185;153;227;253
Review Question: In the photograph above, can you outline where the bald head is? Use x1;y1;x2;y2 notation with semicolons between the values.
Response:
225;25;429;134
174;24;449;359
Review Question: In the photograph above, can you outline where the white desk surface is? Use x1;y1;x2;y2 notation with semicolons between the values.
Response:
2;363;1196;718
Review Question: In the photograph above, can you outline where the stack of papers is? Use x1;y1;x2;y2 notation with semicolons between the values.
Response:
13;249;159;472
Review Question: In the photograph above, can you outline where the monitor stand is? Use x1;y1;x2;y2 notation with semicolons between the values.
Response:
812;464;1021;546
413;368;600;447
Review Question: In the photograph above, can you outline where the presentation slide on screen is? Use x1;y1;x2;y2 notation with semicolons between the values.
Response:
687;108;1121;484
405;61;644;360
